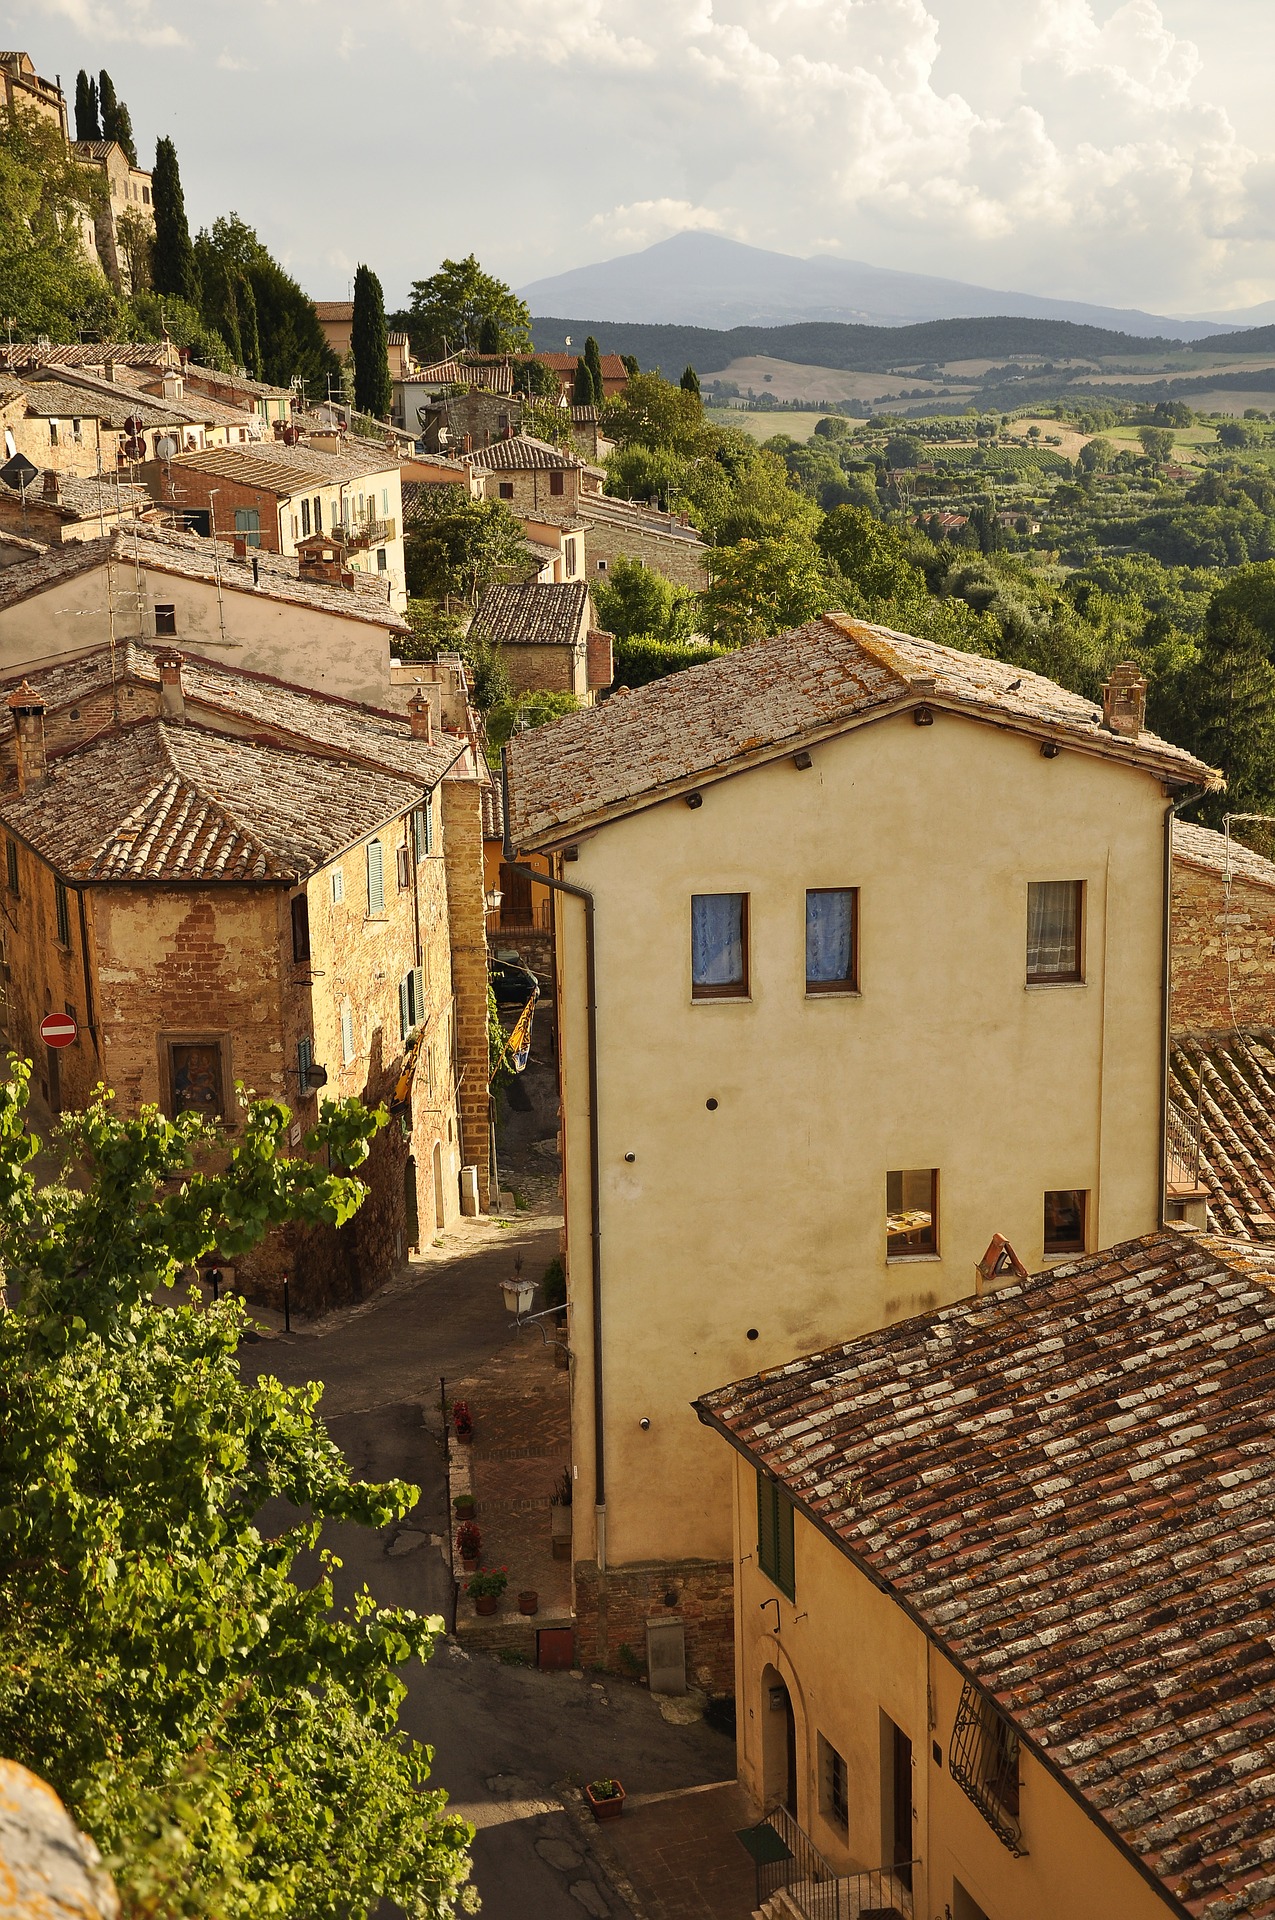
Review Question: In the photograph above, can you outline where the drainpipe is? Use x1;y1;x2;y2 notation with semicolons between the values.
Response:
501;748;606;1566
1161;790;1206;1227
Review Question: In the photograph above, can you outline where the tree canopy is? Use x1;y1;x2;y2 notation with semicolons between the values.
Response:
404;256;533;362
352;263;392;418
151;136;197;305
0;102;116;342
404;492;529;605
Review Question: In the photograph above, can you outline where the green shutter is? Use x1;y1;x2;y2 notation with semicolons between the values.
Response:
399;976;411;1040
777;1491;795;1600
366;839;384;914
757;1469;795;1599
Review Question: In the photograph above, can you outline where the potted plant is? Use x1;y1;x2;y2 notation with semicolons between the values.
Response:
453;1492;476;1518
453;1399;473;1444
584;1778;626;1823
467;1567;507;1616
517;1588;539;1616
550;1466;572;1560
456;1521;481;1571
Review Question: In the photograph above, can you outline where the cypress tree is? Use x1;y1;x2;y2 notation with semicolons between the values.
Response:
204;255;243;367
238;273;261;380
680;364;701;398
100;71;138;166
584;335;604;407
74;71;100;142
351;263;392;418
151;137;198;304
477;314;500;354
572;357;595;407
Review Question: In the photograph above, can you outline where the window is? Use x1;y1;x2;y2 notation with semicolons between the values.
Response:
949;1680;1023;1853
819;1734;849;1832
806;888;858;993
381;487;389;515
301;497;311;537
168;1040;226;1119
399;965;426;1039
396;843;412;891
5;837;18;895
691;893;748;999
1026;880;1083;984
330;866;344;904
142;185;150;205
756;1469;795;1599
290;515;298;541
499;481;514;500
887;1169;938;1257
1044;1188;1087;1255
49;420;58;446
341;1001;356;1065
564;537;577;575
313;494;322;531
72;418;82;443
549;470;565;497
290;892;310;962
412;802;433;860
54;878;71;948
366;838;385;914
377;547;388;571
154;603;177;636
234;506;261;548
597;558;608;572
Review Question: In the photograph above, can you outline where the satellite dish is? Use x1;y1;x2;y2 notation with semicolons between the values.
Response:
154;434;179;461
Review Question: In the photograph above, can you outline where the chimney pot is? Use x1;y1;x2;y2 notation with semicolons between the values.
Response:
232;533;247;560
408;690;434;743
42;470;59;501
1102;661;1148;738
156;649;185;722
7;680;47;792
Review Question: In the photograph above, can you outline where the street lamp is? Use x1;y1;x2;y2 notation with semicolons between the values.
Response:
499;1256;536;1317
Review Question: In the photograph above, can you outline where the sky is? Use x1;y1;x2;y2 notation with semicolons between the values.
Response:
6;0;1274;318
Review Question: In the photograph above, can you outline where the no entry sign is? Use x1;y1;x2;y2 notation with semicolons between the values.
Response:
40;1011;78;1049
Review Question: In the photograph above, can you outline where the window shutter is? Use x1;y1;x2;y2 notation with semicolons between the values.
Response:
291;892;310;962
777;1493;796;1599
297;1036;312;1088
366;839;384;914
757;1470;778;1580
399;976;411;1041
397;843;412;891
410;966;426;1025
341;1002;355;1064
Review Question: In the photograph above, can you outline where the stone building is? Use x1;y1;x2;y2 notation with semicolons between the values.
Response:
505;626;1217;1685
578;493;710;591
0;643;492;1308
0;467;155;544
464;435;603;522
468;581;613;703
69;139;154;292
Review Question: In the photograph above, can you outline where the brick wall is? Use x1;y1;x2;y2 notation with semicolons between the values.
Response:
442;772;492;1210
585;517;709;592
166;470;283;550
498;641;583;699
1172;853;1275;1034
573;1556;736;1694
480;468;583;521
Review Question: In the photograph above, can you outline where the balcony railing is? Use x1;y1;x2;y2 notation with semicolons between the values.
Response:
486;900;553;938
745;1804;916;1919
332;516;395;551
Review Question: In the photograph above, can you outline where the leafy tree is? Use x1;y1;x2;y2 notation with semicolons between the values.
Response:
115;206;152;294
592;555;698;643
816;507;921;603
404;491;529;604
200;249;242;364
352;263;392;418
1077;436;1113;476
151;136;198;304
1217;420;1263;450
98;70;138;166
0;1060;474;1917
194;216;338;395
512;356;559;400
584;335;604;406
884;433;923;468
604;371;703;454
813;415;851;441
701;535;835;645
486;689;580;749
612;634;731;687
0;103;117;341
74;71;100;143
406;256;533;360
477;313;501;354
125;290;232;371
572;357;595;406
1180;605;1275;825
1138;426;1175;465
621;354;639;379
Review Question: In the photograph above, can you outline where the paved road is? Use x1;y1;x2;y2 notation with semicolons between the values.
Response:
250;1217;735;1918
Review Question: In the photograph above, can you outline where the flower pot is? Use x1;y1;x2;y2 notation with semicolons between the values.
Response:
453;1497;475;1515
473;1593;498;1616
462;1555;479;1573
456;1429;473;1445
584;1780;625;1822
518;1589;539;1615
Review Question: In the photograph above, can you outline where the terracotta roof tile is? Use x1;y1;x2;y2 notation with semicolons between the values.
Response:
1174;820;1275;891
168;439;398;491
462;434;582;473
506;614;1220;848
0;470;150;523
695;1228;1275;1919
469;581;590;649
1171;1035;1275;1240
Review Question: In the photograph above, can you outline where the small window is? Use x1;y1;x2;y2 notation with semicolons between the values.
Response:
377;547;388;571
234;506;261;548
142;185;150;205
154;603;177;636
49;420;59;446
72;418;82;443
6;837;18;896
399;964;426;1039
691;893;748;999
498;481;514;500
396;842;412;891
290;892;310;962
366;838;385;915
381;487;389;515
301;497;311;538
313;494;323;531
887;1169;938;1257
806;888;858;993
950;1680;1022;1852
340;1001;356;1065
597;558;608;572
168;1040;225;1119
549;470;564;496
412;801;433;860
1026;880;1083;984
331;866;344;904
1044;1189;1087;1255
818;1734;849;1832
54;878;71;948
757;1470;795;1599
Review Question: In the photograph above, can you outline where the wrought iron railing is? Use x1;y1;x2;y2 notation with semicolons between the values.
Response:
1167;1092;1202;1189
949;1681;1025;1855
747;1804;916;1917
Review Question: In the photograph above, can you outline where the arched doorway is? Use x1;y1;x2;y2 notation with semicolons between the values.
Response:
761;1663;798;1815
432;1141;446;1230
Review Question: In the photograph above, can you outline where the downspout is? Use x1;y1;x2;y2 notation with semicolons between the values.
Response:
501;747;606;1566
72;883;100;1061
1161;790;1206;1226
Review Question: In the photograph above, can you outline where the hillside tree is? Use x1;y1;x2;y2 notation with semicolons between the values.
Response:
572;356;595;406
151;136;198;304
701;534;834;645
73;70;100;142
680;364;701;398
0;102;115;340
405;255;533;361
584;335;604;405
98;69;138;165
352;262;392;418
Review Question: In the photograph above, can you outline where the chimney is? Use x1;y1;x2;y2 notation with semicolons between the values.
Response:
408;690;433;743
1102;662;1148;738
7;681;47;792
157;649;185;722
340;569;355;590
42;470;59;501
232;533;247;560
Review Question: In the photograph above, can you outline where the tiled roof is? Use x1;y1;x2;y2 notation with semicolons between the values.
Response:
1174;819;1275;891
0;470;151;523
11;373;190;430
0;719;420;883
696;1228;1275;1920
469;582;590;650
535;352;628;378
0;642;461;788
569;406;600;423
577;493;706;547
411;357;518;395
167;439;398;492
506;613;1220;849
463;435;582;473
0;526;409;632
313;301;353;322
1170;1034;1275;1241
0;343;179;373
481;778;504;843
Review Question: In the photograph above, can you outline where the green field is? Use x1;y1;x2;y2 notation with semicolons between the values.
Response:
706;407;839;444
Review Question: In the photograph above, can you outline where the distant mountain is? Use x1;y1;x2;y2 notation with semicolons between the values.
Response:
518;233;1232;343
1191;298;1275;328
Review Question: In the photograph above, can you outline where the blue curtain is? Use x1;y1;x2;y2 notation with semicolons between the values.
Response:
691;894;745;987
806;889;853;984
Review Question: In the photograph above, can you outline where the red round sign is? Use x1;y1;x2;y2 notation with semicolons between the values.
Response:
40;1012;78;1049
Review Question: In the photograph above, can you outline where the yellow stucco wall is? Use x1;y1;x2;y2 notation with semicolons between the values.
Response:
728;1453;1175;1920
554;707;1169;1571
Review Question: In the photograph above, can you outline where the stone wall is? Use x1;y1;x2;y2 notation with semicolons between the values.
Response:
442;772;493;1211
498;640;584;699
584;514;710;592
573;1555;736;1694
1172;852;1275;1034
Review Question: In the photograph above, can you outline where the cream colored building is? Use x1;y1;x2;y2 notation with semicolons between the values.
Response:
695;1227;1267;1920
503;621;1217;1684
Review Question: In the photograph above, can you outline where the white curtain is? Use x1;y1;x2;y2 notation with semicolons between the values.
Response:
691;894;745;987
1027;881;1079;978
806;890;854;984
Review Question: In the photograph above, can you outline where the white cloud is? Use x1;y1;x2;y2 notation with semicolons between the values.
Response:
42;0;187;46
589;199;730;249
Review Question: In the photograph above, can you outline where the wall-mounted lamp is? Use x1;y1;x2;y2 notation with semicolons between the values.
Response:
1040;742;1061;759
914;707;935;727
